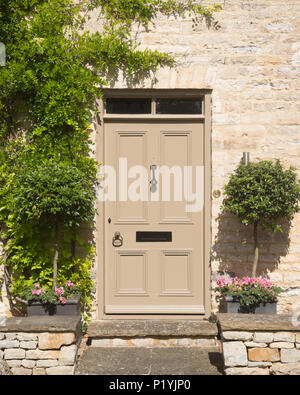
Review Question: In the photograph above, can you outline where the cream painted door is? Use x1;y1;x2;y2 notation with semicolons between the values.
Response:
104;119;205;315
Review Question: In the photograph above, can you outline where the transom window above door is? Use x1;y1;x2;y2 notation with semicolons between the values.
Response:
105;97;203;115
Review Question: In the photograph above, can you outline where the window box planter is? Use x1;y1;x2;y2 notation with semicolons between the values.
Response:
223;296;277;315
26;294;81;316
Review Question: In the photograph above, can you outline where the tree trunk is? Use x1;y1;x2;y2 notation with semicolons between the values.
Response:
53;221;59;289
252;222;259;277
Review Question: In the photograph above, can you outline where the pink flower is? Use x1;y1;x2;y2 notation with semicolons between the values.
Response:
33;283;40;288
59;296;67;305
216;277;234;287
66;280;75;287
32;289;42;296
55;287;64;296
242;277;251;285
216;276;274;290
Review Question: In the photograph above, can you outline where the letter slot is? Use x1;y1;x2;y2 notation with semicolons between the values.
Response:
136;231;172;242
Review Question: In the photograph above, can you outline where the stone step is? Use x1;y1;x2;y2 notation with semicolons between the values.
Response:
75;346;224;375
87;320;218;338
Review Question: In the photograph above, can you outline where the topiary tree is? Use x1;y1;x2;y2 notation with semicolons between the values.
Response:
222;159;300;277
12;160;97;289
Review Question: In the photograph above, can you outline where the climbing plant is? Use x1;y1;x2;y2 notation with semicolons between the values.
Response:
0;0;221;315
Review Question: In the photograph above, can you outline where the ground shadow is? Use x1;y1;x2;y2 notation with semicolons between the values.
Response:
212;210;292;279
208;351;225;375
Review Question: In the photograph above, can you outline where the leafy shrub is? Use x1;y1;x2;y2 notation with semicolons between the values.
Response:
12;160;97;289
222;160;300;276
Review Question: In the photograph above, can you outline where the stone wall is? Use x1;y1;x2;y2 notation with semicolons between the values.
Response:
88;0;300;316
0;316;81;375
222;330;300;375
218;313;300;375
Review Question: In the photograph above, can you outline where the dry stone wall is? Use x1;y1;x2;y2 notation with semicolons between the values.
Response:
0;316;81;375
222;330;300;375
0;332;77;375
218;313;300;375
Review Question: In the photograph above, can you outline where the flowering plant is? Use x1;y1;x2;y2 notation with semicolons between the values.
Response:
214;276;283;307
22;281;80;305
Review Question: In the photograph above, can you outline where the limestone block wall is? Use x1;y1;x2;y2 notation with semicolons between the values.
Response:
0;332;77;375
89;0;300;316
222;330;300;375
0;317;81;375
218;313;300;375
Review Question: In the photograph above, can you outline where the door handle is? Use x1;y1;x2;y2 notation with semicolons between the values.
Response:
150;164;157;193
112;231;123;247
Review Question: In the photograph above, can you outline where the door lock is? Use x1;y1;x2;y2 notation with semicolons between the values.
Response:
112;231;123;247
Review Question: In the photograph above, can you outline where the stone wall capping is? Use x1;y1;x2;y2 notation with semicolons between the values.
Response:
0;316;82;334
217;313;299;332
88;319;218;338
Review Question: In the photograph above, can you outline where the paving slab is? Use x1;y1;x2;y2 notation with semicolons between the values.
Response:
75;347;224;375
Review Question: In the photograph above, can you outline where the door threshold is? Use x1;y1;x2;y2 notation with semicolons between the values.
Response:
87;318;217;339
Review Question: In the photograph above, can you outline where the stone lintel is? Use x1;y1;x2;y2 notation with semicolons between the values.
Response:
217;313;300;332
0;316;81;335
87;319;218;338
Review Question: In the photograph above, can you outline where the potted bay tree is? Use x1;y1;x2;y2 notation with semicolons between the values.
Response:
12;159;97;316
217;159;300;314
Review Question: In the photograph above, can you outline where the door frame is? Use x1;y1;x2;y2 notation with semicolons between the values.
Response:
96;89;212;320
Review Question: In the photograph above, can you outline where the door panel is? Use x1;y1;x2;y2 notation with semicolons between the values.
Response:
159;130;192;223
116;130;148;223
160;250;193;296
115;250;148;296
104;120;205;315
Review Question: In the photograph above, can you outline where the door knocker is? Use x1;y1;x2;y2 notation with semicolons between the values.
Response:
112;231;123;247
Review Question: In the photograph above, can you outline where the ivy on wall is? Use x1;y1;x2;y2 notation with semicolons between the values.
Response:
0;0;220;317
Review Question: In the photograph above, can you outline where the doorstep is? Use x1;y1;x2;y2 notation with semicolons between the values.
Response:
87;319;218;338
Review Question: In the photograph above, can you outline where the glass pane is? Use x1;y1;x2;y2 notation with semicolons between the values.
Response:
156;99;202;114
106;98;152;114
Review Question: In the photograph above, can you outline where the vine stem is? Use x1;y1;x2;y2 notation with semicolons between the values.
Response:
53;221;59;289
252;222;259;277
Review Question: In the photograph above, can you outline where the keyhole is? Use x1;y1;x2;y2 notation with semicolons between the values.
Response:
108;217;111;224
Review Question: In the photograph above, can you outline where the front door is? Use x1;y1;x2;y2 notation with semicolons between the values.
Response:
100;93;211;317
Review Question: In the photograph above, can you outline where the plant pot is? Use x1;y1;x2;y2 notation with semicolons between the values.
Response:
222;296;277;314
26;294;81;316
